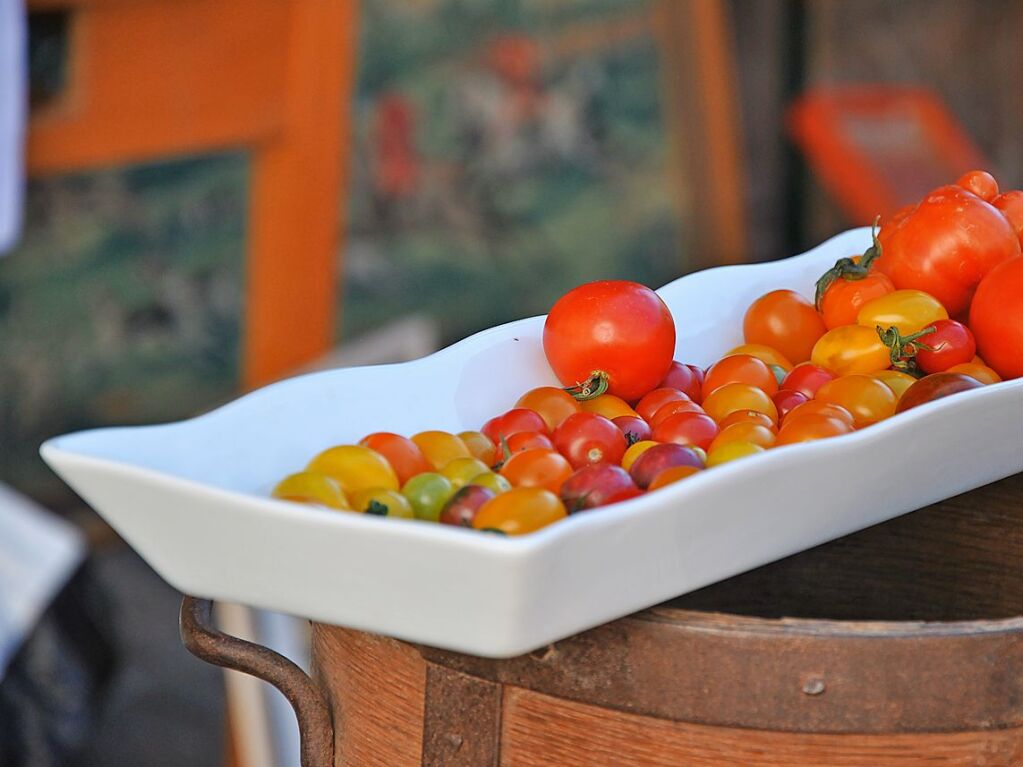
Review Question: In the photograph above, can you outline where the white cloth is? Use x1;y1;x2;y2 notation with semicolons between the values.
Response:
0;0;26;255
0;483;85;676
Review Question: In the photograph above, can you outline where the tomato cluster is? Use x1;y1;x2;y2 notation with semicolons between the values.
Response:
272;171;1020;535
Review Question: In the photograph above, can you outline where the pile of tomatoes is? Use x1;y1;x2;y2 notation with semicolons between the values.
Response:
273;170;1022;535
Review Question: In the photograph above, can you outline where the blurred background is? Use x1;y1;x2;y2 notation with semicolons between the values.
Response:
1;0;1021;765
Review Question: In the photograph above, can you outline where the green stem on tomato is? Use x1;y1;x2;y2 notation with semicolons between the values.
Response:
876;324;937;375
563;371;610;401
814;216;883;309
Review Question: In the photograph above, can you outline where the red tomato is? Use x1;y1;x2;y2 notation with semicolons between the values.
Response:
651;412;719;451
439;485;496;527
636;388;689;422
819;272;895;330
702;354;778;399
993;191;1023;247
780;362;835;398
628;443;704;489
895;373;985;414
658;361;703;402
914;320;976;374
956;170;999;202
969;255;1023;379
482;408;548;444
743;290;826;364
611;415;652;444
505;431;554;454
499;448;573;494
358;432;432;484
650;399;705;427
876;183;1020;316
560;465;640;512
772;389;809;420
552;412;628;469
543;281;676;401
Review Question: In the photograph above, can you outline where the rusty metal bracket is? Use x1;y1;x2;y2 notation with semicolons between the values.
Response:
179;596;334;767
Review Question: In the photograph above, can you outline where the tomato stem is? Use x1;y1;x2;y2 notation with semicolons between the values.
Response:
563;371;610;401
814;217;883;309
876;324;937;375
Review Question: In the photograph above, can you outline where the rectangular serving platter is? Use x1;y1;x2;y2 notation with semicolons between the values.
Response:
42;227;1023;658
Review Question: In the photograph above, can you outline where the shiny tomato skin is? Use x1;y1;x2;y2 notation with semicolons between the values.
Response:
783;400;856;428
543;281;676;401
993;191;1023;247
743;290;826;364
647;465;701;490
515;387;582;431
650;399;705;427
780;362;835;398
629;443;704;489
811;325;891;376
857;289;948;335
956;170;999;201
772;389;809;420
717;410;777;432
499;448;574;493
702;354;778;399
701;383;778;424
947;361;1001;385
458;431;498;467
895;373;985;414
482;408;549;444
726;344;794;371
439;485;496;527
472;488;567;535
412;431;472;471
775;414;852;446
580;394;639;420
651;412;719;451
872;370;918;401
876;184;1020;316
505;431;554;455
612;415;652;444
552;412;628;469
636;388;689;422
815;375;897;428
969;255;1023;379
820;272;895;330
708;422;776;453
559;464;640;512
659;361;703;401
358;432;432;485
915;320;976;374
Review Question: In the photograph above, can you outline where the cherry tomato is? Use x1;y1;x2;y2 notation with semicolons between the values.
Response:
780;362;835;398
819;271;895;330
914;320;976;374
401;472;455;522
993;191;1023;247
560;464;640;512
969;255;1023;379
702;354;778;399
658;361;703;401
811;325;890;376
543;281;676;401
472;488;567;535
580;394;640;420
726;344;793;371
717;409;777;432
650;398;705;426
468;471;512;494
701;383;778;424
553;412;628;469
411;431;472;471
895;373;985;414
815;375;897;428
439;485;496;527
956;170;999;202
458;430;498;467
481;409;549;445
441;457;492;489
647;465;702;490
857;289;948;335
629;443;704;489
876;182;1019;316
775;413;852;446
782;400;856;428
359;433;432;485
499;448;574;493
505;431;554;455
515;387;581;431
743;289;826;364
621;440;659;472
351;488;415;519
650;412;719;451
637;388;690;422
872;370;918;400
308;445;399;495
708;422;775;453
612;415;652;444
272;472;349;510
947;361;1002;385
772;389;809;420
706;440;765;468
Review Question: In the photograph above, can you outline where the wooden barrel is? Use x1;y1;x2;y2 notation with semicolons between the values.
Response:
312;472;1023;766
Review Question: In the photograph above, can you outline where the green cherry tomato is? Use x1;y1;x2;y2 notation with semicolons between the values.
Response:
351;488;415;519
401;472;455;522
468;471;512;494
440;457;491;490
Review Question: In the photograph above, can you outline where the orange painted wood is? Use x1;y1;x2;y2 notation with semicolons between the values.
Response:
500;687;1023;767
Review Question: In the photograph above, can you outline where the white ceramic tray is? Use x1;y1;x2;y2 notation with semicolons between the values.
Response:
42;227;1023;657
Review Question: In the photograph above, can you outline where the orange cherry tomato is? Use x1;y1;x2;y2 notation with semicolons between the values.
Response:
472;487;567;535
708;422;776;453
515;387;582;431
819;271;895;330
775;414;853;446
702;354;778;399
647;465;701;490
872;370;917;400
743;289;826;364
782;400;855;428
650;398;705;427
857;289;948;335
621;440;659;472
359;432;432;484
815;375;897;428
458;430;498;467
946;361;1002;385
701;383;778;424
725;344;794;371
499;448;573;494
717;410;777;432
636;388;690;422
706;440;766;467
811;325;890;376
412;431;472;470
580;394;640;420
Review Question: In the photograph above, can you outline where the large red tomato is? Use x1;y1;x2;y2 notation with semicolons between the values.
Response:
969;256;1023;379
876;183;1020;316
543;281;676;402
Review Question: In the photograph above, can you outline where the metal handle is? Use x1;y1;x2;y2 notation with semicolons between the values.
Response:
179;597;334;767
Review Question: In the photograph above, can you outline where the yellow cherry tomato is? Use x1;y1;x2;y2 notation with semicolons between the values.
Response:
412;431;471;470
947;361;1002;385
441;457;491;490
472;488;567;535
351;488;415;519
701;383;778;424
621;440;659;471
706;440;766;468
307;445;398;495
815;374;897;428
708;422;776;453
468;471;512;494
647;465;702;490
726;343;794;371
811;325;891;376
872;370;917;400
857;289;948;335
580;394;640;420
458;430;497;466
272;471;350;510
